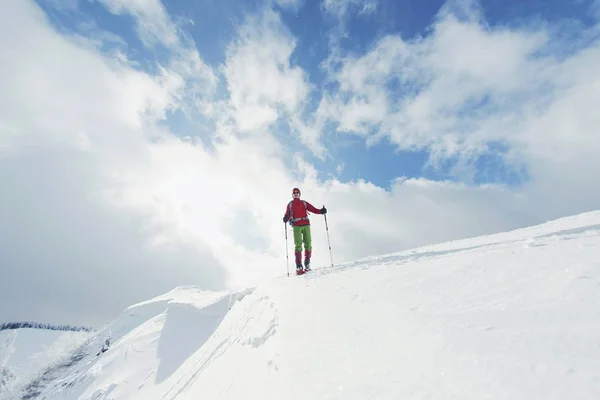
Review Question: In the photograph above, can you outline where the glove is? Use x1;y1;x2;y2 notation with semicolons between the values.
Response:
283;215;289;223
321;206;327;214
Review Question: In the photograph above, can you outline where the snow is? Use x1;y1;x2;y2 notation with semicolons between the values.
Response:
2;210;600;399
0;328;93;393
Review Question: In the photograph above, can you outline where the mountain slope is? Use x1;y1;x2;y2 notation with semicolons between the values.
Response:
0;327;93;395
4;210;600;399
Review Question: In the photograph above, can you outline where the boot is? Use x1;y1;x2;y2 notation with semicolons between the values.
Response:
304;250;312;271
295;251;304;275
294;251;302;266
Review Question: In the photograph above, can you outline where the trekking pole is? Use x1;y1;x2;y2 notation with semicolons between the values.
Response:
285;221;290;277
324;211;333;267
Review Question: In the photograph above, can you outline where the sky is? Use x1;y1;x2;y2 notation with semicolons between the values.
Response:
0;0;599;328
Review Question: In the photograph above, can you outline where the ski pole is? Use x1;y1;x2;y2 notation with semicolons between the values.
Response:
285;221;290;277
324;211;333;267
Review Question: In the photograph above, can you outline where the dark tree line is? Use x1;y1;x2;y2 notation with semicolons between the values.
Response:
0;321;95;332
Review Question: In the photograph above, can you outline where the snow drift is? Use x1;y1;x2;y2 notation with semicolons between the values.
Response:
2;210;600;399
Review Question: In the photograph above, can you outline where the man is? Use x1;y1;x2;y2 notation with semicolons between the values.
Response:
283;187;327;274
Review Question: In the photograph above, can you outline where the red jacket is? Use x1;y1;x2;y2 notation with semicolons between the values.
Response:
284;198;323;226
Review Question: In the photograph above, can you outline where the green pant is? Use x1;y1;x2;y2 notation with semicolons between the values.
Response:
293;224;312;252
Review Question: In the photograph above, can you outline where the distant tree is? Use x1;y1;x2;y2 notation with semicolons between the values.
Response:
0;321;95;332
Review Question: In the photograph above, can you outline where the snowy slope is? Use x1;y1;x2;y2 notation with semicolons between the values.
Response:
3;210;600;399
0;328;93;394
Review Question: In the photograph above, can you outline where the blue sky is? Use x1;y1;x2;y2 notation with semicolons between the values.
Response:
33;0;598;189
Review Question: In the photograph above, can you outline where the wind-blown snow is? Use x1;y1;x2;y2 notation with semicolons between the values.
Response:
3;211;600;399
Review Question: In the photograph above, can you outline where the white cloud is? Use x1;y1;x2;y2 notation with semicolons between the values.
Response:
322;0;378;19
0;0;183;149
0;0;313;327
317;4;600;180
220;8;322;153
95;0;218;115
274;0;305;12
0;147;227;327
0;0;224;326
223;9;308;122
305;1;600;260
319;0;379;78
95;0;179;48
101;133;295;275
